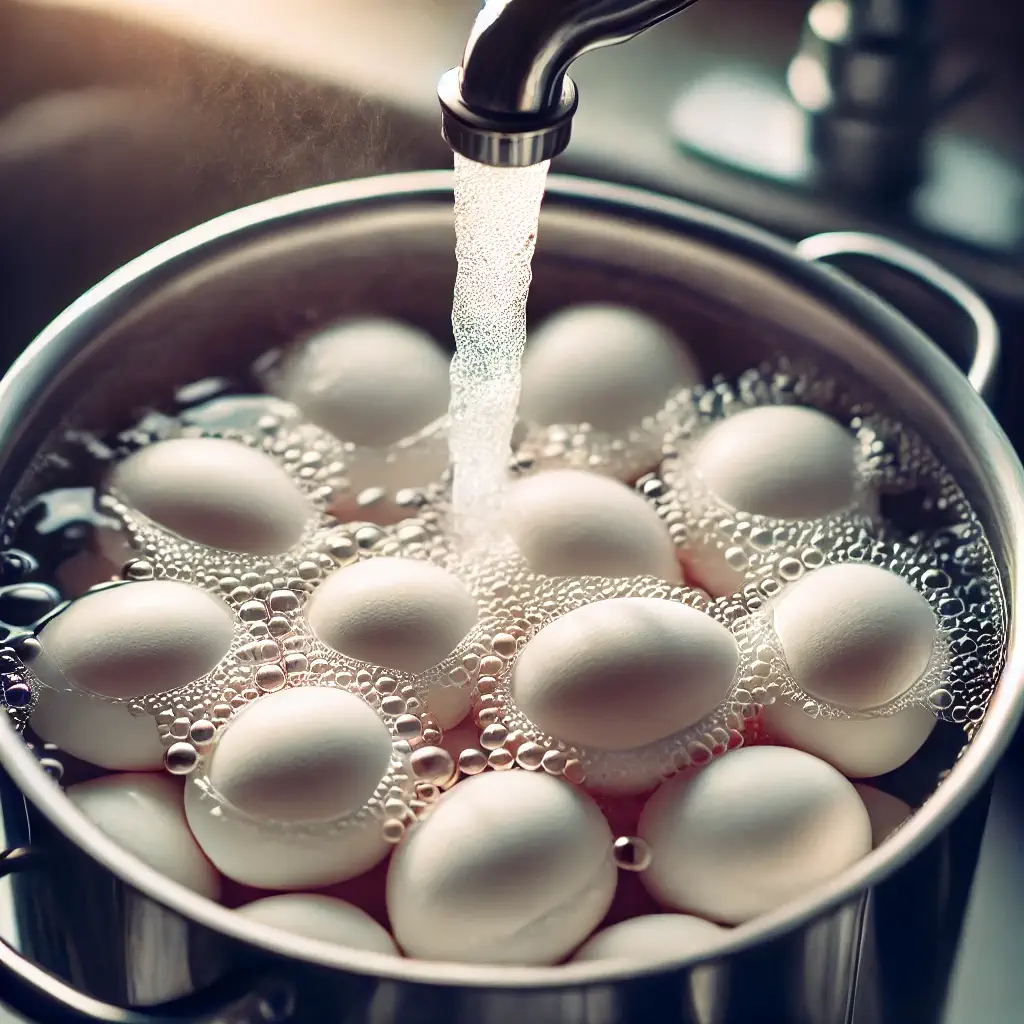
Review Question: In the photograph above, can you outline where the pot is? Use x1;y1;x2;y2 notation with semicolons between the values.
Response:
0;171;1020;1024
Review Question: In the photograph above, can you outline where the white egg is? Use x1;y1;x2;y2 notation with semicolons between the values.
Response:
386;770;616;964
572;914;726;963
762;700;937;778
33;580;235;700
208;687;393;823
512;598;738;753
306;558;478;674
638;745;871;924
110;437;315;555
186;687;394;890
854;785;913;847
693;405;860;520
237;895;398;956
271;318;450;447
426;681;472;730
520;304;701;433
504;469;681;581
772;562;936;710
185;779;390;891
31;688;165;770
68;774;220;899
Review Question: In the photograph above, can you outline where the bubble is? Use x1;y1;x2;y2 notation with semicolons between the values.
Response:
613;835;652;872
164;741;200;774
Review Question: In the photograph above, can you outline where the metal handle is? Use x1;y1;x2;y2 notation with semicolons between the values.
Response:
795;231;1000;401
0;846;291;1024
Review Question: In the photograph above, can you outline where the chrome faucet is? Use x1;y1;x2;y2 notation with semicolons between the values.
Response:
438;0;704;167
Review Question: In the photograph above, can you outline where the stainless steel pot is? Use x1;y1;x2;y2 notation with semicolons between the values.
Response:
0;171;1020;1024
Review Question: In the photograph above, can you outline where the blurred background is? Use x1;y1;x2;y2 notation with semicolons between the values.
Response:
0;1;1021;1022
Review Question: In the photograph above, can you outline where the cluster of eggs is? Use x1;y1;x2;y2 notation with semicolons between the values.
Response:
8;304;1004;969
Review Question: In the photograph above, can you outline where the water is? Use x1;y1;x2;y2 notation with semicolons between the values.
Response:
448;154;550;546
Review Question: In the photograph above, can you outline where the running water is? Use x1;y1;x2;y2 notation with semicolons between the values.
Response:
448;152;550;546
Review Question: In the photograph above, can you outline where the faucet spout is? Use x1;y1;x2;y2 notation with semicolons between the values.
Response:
439;0;703;167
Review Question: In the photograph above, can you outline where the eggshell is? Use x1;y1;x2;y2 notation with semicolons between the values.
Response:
31;687;165;770
109;437;315;555
854;785;913;847
638;745;872;924
185;779;390;891
386;770;616;964
520;304;701;433
504;469;681;581
762;700;937;778
271;318;450;447
237;894;398;956
306;558;478;674
68;773;220;899
208;687;393;824
179;394;297;432
693;405;859;519
33;580;235;699
572;913;726;963
680;542;747;598
512;598;738;752
426;682;472;730
772;563;936;710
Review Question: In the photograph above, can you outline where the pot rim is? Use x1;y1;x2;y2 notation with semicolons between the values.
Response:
1;169;1022;989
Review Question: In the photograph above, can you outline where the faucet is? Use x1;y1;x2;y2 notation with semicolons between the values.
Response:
438;0;704;167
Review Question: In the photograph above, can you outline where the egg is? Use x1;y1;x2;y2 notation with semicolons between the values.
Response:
520;304;701;434
237;895;398;956
772;562;937;710
33;580;235;700
512;598;738;753
109;437;315;555
854;785;913;847
206;686;393;824
271;318;450;447
638;745;872;924
386;770;616;964
185;687;394;889
572;914;726;963
693;405;860;520
306;558;478;674
762;699;937;778
68;774;220;898
504;469;681;581
31;687;165;770
426;681;472;730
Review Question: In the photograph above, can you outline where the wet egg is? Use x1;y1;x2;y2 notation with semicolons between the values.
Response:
693;405;859;520
638;745;871;924
31;688;165;770
762;699;937;777
33;580;235;700
306;558;478;674
207;686;393;824
520;304;701;434
853;785;913;847
185;687;394;890
237;894;398;956
386;770;616;964
110;437;315;555
572;913;726;963
271;318;449;447
426;681;472;730
504;469;681;581
772;562;937;710
68;773;220;898
512;598;738;754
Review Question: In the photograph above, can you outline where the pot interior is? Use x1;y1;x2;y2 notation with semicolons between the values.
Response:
0;175;1020;986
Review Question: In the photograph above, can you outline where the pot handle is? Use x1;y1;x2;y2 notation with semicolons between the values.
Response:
794;232;1000;402
0;846;292;1024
